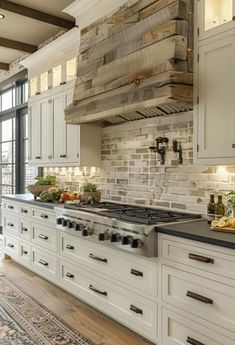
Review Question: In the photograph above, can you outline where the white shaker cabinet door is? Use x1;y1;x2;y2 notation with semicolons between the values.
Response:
29;102;41;163
196;34;235;164
41;98;53;163
52;92;67;162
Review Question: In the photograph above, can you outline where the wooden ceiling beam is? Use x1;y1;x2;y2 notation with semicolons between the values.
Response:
0;37;37;53
0;0;75;29
0;62;9;70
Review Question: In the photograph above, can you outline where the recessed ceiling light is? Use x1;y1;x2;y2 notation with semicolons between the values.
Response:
0;14;5;19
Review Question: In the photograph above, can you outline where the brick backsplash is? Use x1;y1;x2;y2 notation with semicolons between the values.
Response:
44;112;235;215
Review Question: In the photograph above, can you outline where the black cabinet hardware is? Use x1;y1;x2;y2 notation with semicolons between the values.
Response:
7;243;14;248
130;304;143;315
60;82;66;85
35;156;41;159
7;222;14;227
66;245;74;250
89;253;108;263
130;268;143;277
40;214;48;219
21;227;28;232
22;250;28;255
89;284;107;296
187;336;205;345
60;154;67;158
8;205;14;209
21;209;28;213
39;259;48;266
66;272;74;278
188;253;214;264
38;234;48;240
186;291;213;304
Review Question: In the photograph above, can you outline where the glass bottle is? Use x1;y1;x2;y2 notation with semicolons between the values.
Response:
215;194;225;219
207;194;215;224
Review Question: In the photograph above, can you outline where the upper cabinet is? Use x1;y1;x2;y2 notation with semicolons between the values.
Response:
198;0;235;41
21;28;101;167
195;1;235;165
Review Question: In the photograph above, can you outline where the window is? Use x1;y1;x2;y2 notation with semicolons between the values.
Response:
52;65;62;87
0;79;37;196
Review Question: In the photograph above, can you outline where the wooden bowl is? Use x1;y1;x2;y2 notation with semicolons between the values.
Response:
27;184;52;199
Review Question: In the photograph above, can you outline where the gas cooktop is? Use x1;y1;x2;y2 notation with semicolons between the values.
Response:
64;201;201;225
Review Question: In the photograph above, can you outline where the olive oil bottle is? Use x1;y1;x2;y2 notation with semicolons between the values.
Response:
215;194;225;219
207;194;215;224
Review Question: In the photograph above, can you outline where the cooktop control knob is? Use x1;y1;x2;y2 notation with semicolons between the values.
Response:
81;227;92;237
62;219;68;227
68;221;74;229
110;233;121;242
98;231;110;241
131;238;143;248
56;218;63;225
121;235;133;245
73;223;81;231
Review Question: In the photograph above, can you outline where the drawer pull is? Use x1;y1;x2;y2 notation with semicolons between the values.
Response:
21;227;28;232
130;268;143;277
130;304;143;315
89;284;107;296
186;291;213;305
7;243;14;248
40;214;48;219
39;259;48;266
21;209;28;214
66;244;75;250
89;253;108;263
8;205;14;209
22;249;28;255
7;222;14;227
38;234;48;240
187;336;205;345
66;272;74;278
188;253;214;264
60;154;67;158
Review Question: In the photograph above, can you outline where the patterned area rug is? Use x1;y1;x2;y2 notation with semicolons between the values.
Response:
0;277;96;345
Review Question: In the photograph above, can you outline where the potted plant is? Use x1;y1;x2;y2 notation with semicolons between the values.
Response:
226;191;235;217
82;182;101;202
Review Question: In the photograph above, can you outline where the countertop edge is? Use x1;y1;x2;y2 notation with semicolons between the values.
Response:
2;195;59;210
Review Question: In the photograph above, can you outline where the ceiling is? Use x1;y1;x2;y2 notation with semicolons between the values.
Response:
0;0;75;69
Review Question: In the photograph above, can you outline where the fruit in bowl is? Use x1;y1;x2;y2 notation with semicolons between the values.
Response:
27;176;57;199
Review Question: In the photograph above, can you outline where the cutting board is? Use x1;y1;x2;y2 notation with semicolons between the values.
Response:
211;227;235;234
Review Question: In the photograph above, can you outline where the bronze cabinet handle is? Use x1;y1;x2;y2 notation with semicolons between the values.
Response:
89;253;108;263
66;272;74;278
130;268;143;277
21;209;28;213
40;214;48;219
7;243;14;248
60;154;67;158
186;291;213;304
188;253;214;264
60;82;66;85
38;234;48;240
66;245;74;250
35;156;41;159
39;259;48;266
130;304;143;315
8;205;14;209
89;284;107;296
187;336;205;345
22;249;28;255
21;227;28;232
7;222;14;227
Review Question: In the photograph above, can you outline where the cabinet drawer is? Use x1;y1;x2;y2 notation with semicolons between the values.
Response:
59;259;158;342
19;205;31;217
162;265;235;337
60;232;157;296
161;237;235;280
32;223;57;252
32;208;55;225
19;241;31;266
3;234;19;258
162;308;234;345
2;201;19;214
20;219;31;242
32;247;57;279
3;215;19;235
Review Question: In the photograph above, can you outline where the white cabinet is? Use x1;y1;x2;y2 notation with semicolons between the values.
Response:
197;0;235;41
28;86;101;166
195;33;235;164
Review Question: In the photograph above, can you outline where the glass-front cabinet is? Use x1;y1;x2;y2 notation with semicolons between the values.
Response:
29;77;38;97
198;0;234;40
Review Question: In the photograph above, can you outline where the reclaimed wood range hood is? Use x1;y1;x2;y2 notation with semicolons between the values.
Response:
65;0;193;126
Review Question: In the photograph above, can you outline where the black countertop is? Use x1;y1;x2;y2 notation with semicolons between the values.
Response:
156;219;235;250
2;194;63;210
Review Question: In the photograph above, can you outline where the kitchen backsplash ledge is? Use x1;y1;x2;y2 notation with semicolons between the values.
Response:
44;111;235;214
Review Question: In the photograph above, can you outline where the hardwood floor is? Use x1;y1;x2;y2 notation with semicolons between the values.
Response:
0;255;154;345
